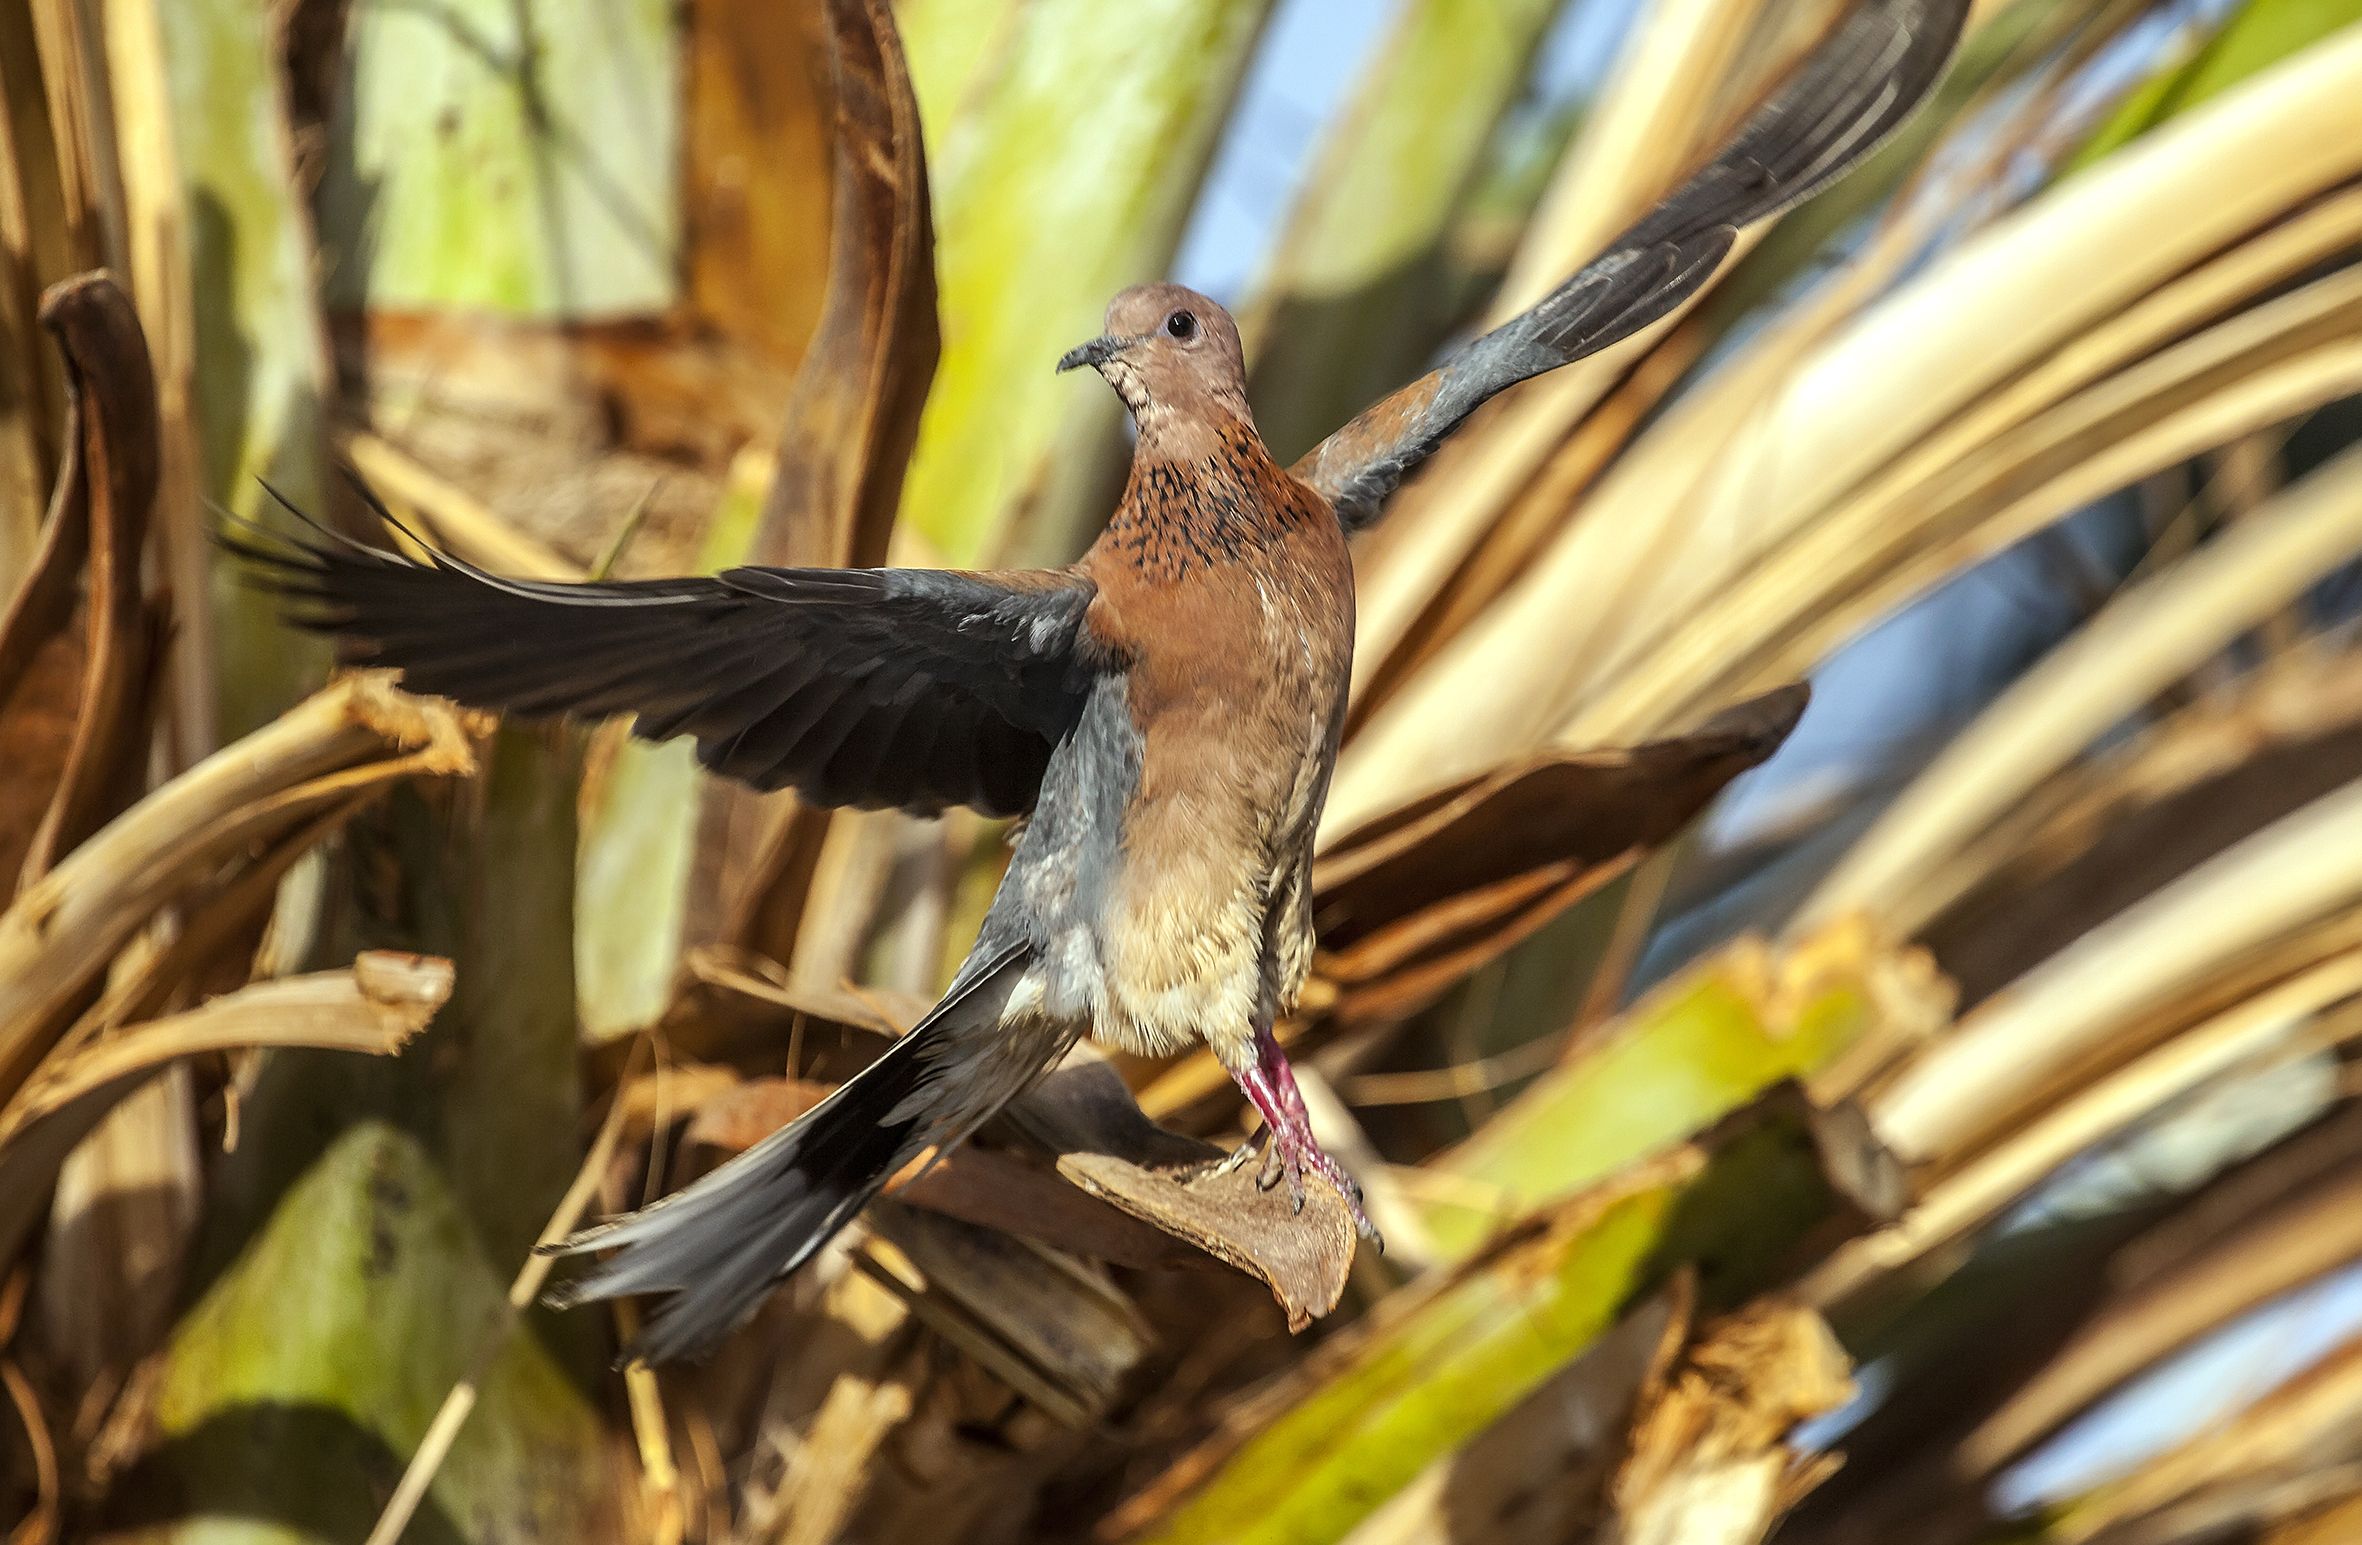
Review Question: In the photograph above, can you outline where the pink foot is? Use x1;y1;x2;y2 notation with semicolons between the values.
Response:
1229;1026;1383;1248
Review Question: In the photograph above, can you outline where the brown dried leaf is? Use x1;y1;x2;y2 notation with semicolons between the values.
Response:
1312;685;1807;1024
752;0;936;572
0;273;161;900
0;271;174;1406
1024;1050;1360;1330
683;0;834;378
0;635;81;899
1057;1151;1359;1335
719;0;941;960
0;954;453;1266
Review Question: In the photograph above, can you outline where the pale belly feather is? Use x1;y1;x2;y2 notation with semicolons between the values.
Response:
1094;582;1344;1063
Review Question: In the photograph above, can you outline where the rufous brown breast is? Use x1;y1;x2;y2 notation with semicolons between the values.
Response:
1074;411;1353;1063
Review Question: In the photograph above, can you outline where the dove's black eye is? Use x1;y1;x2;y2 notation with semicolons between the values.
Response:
1165;310;1197;340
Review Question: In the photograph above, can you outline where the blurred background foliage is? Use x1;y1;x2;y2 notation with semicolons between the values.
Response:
3;0;2362;1542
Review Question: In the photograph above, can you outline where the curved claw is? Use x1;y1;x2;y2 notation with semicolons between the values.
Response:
1201;1129;1265;1183
1256;1136;1285;1193
1226;1023;1385;1245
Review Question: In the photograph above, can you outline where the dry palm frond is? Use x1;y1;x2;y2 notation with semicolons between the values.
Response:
9;4;2362;1543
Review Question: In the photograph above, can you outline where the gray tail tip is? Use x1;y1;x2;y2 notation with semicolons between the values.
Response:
535;1218;620;1259
532;1229;617;1313
539;1280;589;1312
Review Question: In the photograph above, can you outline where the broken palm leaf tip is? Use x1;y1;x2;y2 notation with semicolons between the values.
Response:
225;0;1967;1363
0;957;454;1268
1307;686;1805;1024
0;277;163;902
0;676;478;1107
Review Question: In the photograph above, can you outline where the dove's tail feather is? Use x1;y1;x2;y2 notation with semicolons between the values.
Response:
546;942;1034;1364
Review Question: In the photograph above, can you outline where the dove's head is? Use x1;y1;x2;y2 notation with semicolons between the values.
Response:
1057;283;1248;424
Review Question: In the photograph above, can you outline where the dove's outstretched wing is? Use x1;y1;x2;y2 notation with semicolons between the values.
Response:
1294;0;1970;533
230;512;1101;819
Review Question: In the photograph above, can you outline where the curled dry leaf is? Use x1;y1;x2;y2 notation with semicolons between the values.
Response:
1056;1150;1359;1336
752;0;937;574
1024;1050;1360;1331
0;273;161;900
1607;1300;1855;1545
0;954;453;1266
0;674;475;1102
718;0;941;961
1312;685;1808;1026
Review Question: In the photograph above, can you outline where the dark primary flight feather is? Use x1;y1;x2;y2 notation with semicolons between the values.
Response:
1293;0;1971;533
230;514;1100;818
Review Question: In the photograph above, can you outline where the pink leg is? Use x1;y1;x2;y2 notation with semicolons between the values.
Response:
1228;1025;1382;1244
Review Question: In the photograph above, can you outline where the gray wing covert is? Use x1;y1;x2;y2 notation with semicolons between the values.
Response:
1295;0;1971;533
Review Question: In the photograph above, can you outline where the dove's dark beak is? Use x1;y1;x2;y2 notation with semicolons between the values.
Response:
1056;334;1123;374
